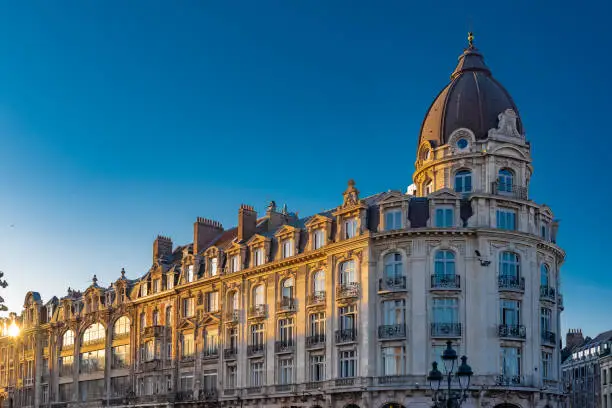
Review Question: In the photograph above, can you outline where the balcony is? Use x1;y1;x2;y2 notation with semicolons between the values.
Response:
307;291;326;306
249;305;267;319
431;274;460;290
247;344;265;357
223;388;236;396
540;286;556;302
491;181;528;200
377;375;411;385
59;366;73;377
223;348;237;360
336;283;360;299
200;390;217;401
81;337;105;347
495;375;523;386
378;324;406;339
201;348;219;359
335;329;357;343
275;384;295;393
111;359;131;370
305;381;324;390
277;297;297;312
224;311;239;323
246;386;263;395
113;331;130;340
498;275;525;292
498;324;526;339
379;276;407;291
176;390;194;402
140;359;160;371
542;330;556;345
275;340;295;353
335;378;355;387
306;334;326;348
430;323;462;338
142;325;167;339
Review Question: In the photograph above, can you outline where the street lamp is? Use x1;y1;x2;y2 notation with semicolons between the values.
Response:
427;341;474;408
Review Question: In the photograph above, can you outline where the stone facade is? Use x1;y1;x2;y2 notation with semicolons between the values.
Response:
0;36;566;408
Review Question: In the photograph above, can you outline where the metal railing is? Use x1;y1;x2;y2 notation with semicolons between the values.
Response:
246;386;263;395
306;334;326;347
305;381;324;390
430;322;462;337
307;291;326;305
378;324;406;339
498;324;526;339
336;283;360;299
247;344;265;356
201;348;219;359
176;390;193;401
223;388;236;396
223;347;237;359
495;374;523;386
275;384;294;393
277;298;297;312
491;181;528;200
431;274;461;289
542;330;556;345
275;340;295;353
200;390;217;401
225;311;239;323
377;375;411;384
540;286;556;301
379;276;407;291
248;305;267;318
335;378;355;386
498;276;525;291
335;329;357;343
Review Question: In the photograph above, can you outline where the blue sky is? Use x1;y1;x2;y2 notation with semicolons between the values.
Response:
0;1;610;339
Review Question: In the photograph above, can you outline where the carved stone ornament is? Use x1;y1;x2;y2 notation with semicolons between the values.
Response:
342;179;360;208
488;108;522;139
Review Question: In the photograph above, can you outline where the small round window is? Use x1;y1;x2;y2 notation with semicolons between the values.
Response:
457;138;468;149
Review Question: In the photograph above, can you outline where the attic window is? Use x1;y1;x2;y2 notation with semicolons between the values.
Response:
141;284;148;297
229;256;240;273
167;275;174;290
253;248;264;266
209;258;218;277
187;265;194;283
313;229;325;250
282;239;294;258
344;218;357;239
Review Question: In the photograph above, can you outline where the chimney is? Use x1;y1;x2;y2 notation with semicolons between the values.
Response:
238;204;257;242
566;328;584;349
153;236;173;263
194;217;224;254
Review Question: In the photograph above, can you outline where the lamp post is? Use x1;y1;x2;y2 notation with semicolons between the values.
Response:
427;341;474;408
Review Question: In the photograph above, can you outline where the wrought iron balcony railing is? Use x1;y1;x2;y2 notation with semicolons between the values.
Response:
248;305;267;318
335;378;355;386
335;329;357;343
305;381;324;390
176;390;194;402
306;334;326;347
224;311;239;323
247;344;265;356
377;375;411;384
336;283;360;299
275;340;295;353
200;390;217;401
498;275;525;291
275;384;295;393
379;276;407;291
540;286;556;302
430;322;462;337
223;347;237;360
498;324;526;339
142;325;168;339
495;374;523;386
201;348;219;359
431;274;461;289
378;324;406;339
246;386;263;395
307;291;326;306
542;330;556;345
277;297;297;312
491;181;528;200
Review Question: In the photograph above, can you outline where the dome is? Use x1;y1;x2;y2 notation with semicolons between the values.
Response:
418;35;522;148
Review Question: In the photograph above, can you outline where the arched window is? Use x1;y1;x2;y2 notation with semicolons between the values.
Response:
252;285;264;306
140;312;146;329
425;180;433;195
113;316;130;337
540;264;550;287
434;250;455;276
384;253;403;280
62;330;75;348
281;278;294;300
165;306;173;327
498;169;514;193
454;170;472;193
339;260;356;285
499;252;520;278
82;323;105;346
313;271;325;294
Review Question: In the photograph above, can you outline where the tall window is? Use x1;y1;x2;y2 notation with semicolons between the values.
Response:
165;306;173;327
500;300;521;325
153;279;160;293
204;328;219;355
63;330;75;348
282;239;294;258
252;285;264;307
226;365;237;389
425;181;433;195
541;351;552;380
382;300;405;325
339;260;356;285
541;222;550;240
500;347;521;378
228;292;239;312
229;256;240;273
180;373;193;391
496;208;517;230
435;207;454;228
227;327;238;350
80;350;105;374
339;305;356;331
250;361;264;386
499;252;520;279
434;250;455;278
278;357;294;384
498;169;514;193
140;312;146;329
313;270;325;294
384;253;403;280
59;355;73;377
152;310;159;326
82;323;105;346
202;370;217;392
182;298;195;317
141;284;148;297
540;264;550;287
167;274;174;290
381;346;405;375
541;308;552;333
187;265;194;283
432;298;458;323
209;258;218;277
278;318;294;345
111;345;130;369
313;229;325;250
454;170;472;193
309;354;326;382
253;248;264;266
281;278;294;300
309;312;325;337
207;292;219;312
250;323;264;347
181;333;194;357
339;350;356;378
344;218;357;239
385;209;402;230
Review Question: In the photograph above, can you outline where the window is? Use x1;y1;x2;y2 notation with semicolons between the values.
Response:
187;265;194;283
425;181;433;195
167;274;174;290
339;350;356;378
59;355;73;377
309;354;326;382
182;298;195;317
253;248;264;266
202;370;217;392
309;312;325;337
153;279;161;293
500;347;521;378
111;376;130;398
252;285;264;306
313;270;325;294
207;292;219;312
63;330;75;348
141;284;148;297
541;351;552;380
278;357;294;384
59;383;73;402
180;372;193;391
80;350;105;374
209;257;218;276
496;208;517;230
204;328;219;355
165;306;173;326
152;310;159;326
112;345;130;369
282;239;294;258
281;278;294;300
432;298;458;324
250;323;264;347
456;138;469;149
435;207;454;228
227;327;238;350
181;333;195;357
384;253;403;280
382;299;405;325
541;308;552;333
229;256;240;273
434;250;456;278
498;169;514;193
79;379;104;401
82;323;105;346
499;252;520;279
142;341;155;362
541;222;550;240
454;170;472;193
313;229;325;249
226;365;237;389
228;291;239;312
382;346;405;376
278;318;294;345
250;361;264;386
339;305;356;331
140;312;146;329
540;264;550;287
500;300;521;325
344;218;358;239
339;260;356;285
385;209;402;230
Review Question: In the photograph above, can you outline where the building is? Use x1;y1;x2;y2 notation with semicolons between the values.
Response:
0;34;565;408
561;329;612;408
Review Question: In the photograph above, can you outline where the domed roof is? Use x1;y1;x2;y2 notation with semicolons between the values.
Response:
419;34;522;147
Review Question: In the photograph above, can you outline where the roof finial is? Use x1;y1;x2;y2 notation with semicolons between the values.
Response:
92;274;98;285
467;31;474;48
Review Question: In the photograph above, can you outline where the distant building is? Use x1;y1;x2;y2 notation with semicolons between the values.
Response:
562;329;612;408
0;34;565;408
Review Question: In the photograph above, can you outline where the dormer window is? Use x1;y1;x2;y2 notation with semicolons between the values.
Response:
540;222;550;240
167;274;174;290
209;258;218;277
229;256;240;273
384;209;402;231
344;218;357;239
153;279;161;293
282;239;294;259
253;248;264;266
435;207;454;228
313;229;325;250
187;265;194;283
141;284;148;297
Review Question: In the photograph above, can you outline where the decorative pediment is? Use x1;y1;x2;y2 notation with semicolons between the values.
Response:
224;241;244;255
178;319;196;331
304;214;332;229
340;179;363;209
204;245;221;258
246;234;269;246
274;224;299;239
539;205;553;219
378;190;405;205
198;313;220;327
428;188;462;201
